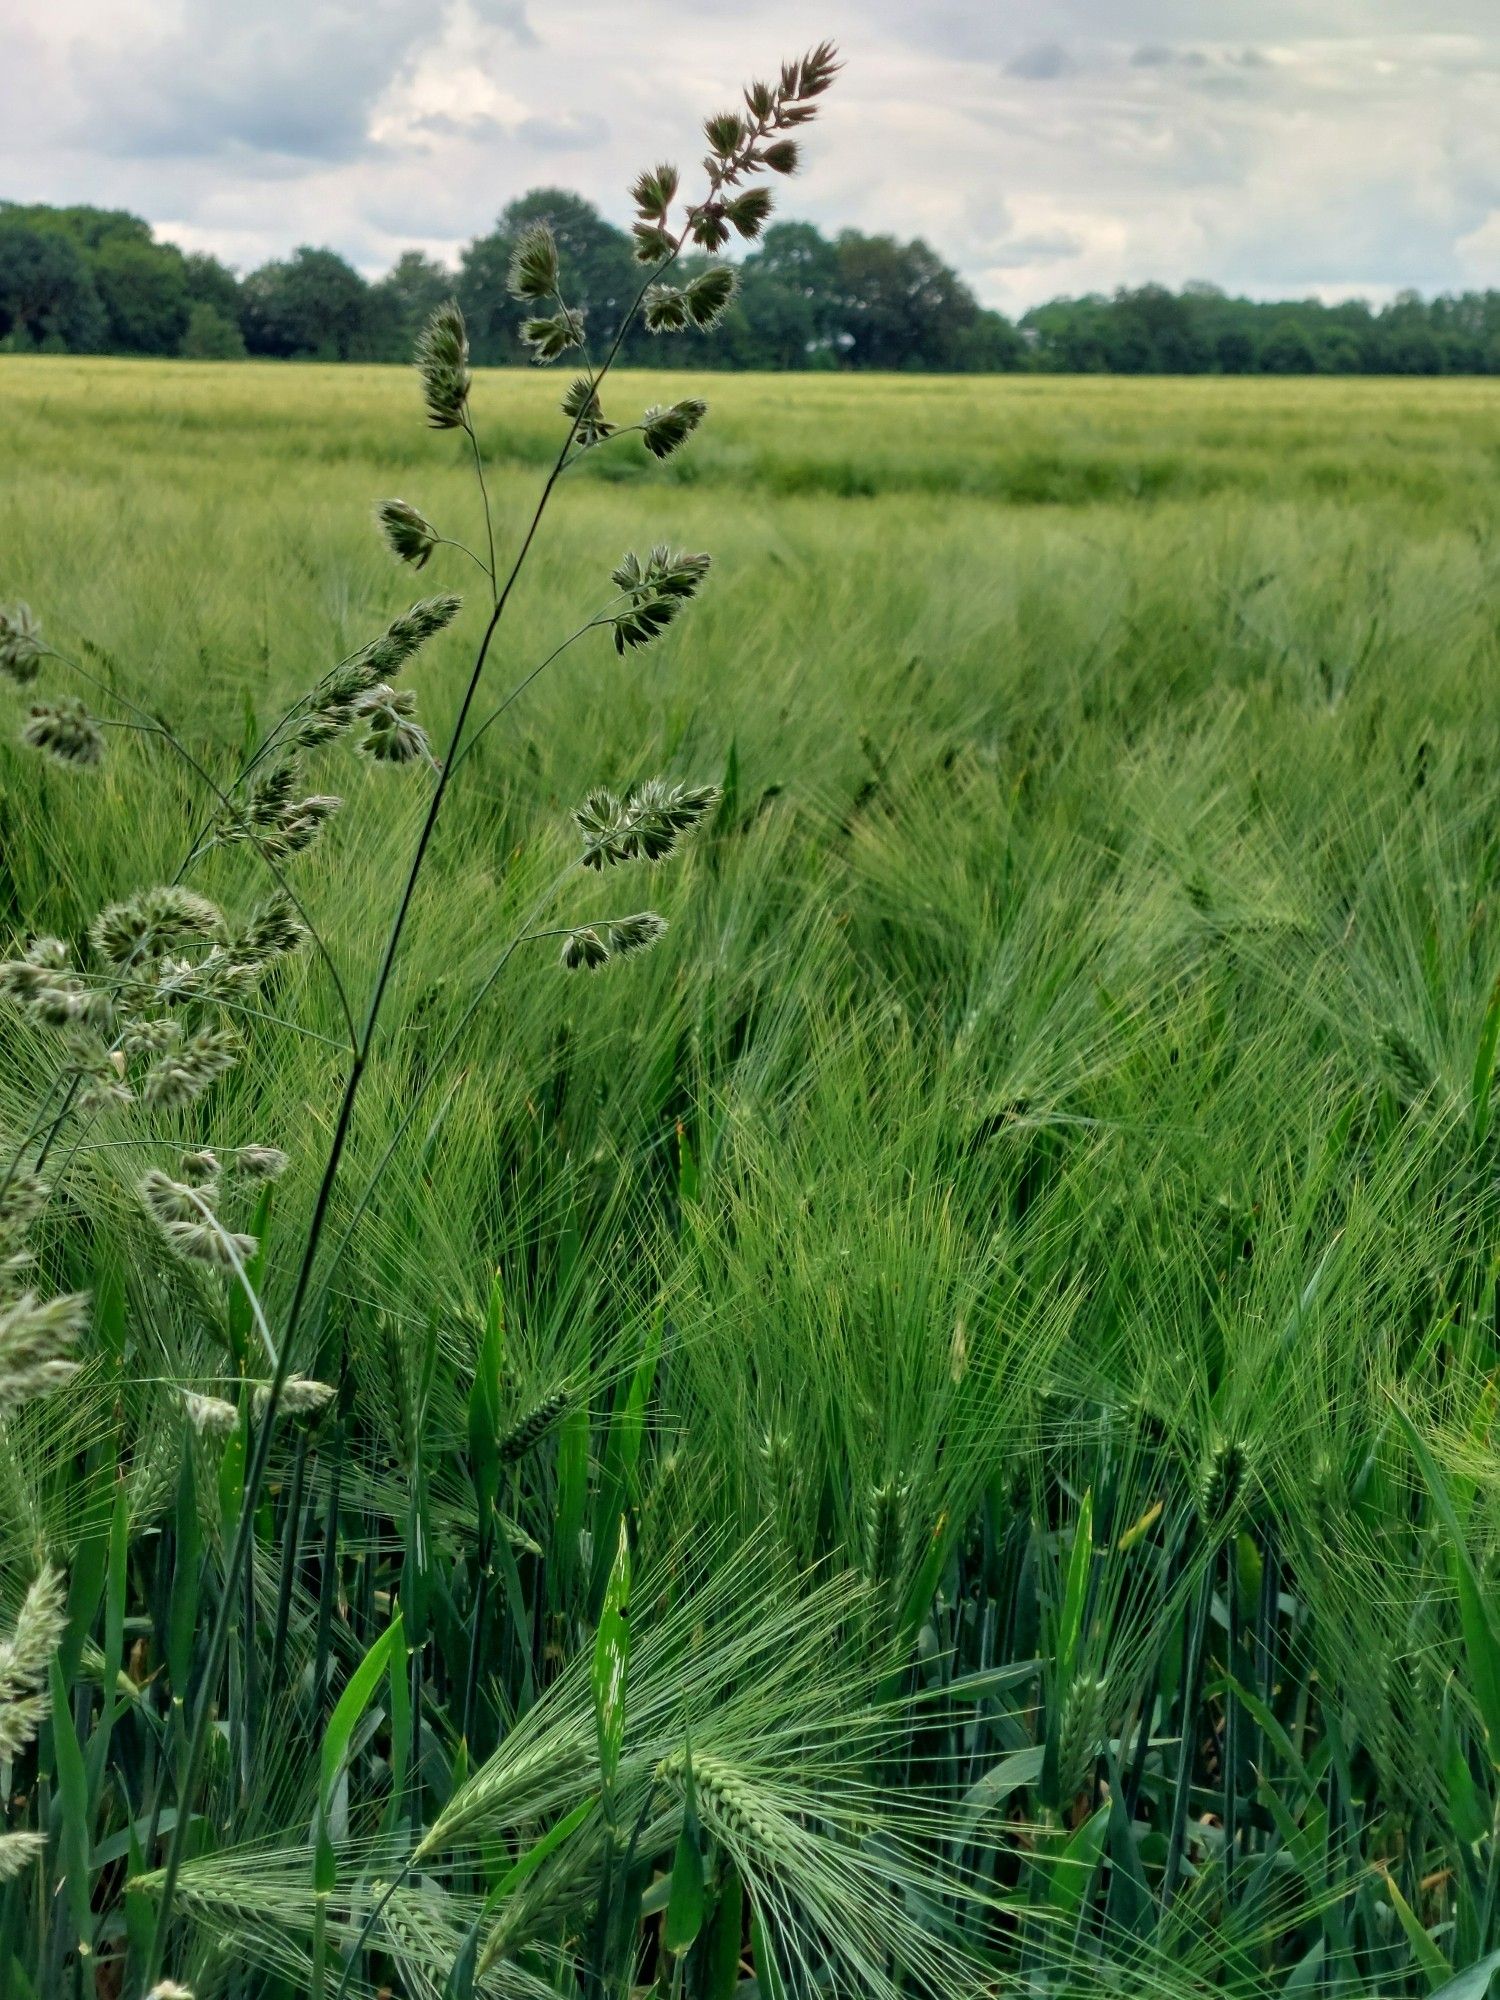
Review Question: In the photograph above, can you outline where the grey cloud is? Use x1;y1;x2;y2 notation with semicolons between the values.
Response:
1005;42;1078;82
518;112;610;150
985;229;1085;268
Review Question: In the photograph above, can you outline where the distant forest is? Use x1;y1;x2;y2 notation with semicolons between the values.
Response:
3;194;1498;375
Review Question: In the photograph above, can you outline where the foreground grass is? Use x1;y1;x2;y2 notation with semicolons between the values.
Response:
3;357;1500;1997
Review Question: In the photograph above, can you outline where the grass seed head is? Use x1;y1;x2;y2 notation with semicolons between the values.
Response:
376;498;439;571
0;603;43;685
21;698;105;767
0;1294;86;1416
508;221;561;301
415;299;470;429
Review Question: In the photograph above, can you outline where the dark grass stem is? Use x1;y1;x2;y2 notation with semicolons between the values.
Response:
142;223;689;1990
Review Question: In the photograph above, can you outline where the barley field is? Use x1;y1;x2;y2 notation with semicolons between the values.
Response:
3;355;1500;2000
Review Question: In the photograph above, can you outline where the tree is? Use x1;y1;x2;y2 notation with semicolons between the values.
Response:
369;251;452;362
0;221;105;351
833;231;986;370
239;246;372;359
93;237;191;355
1215;326;1257;373
180;301;247;359
183;252;243;325
459;191;637;366
1259;319;1318;374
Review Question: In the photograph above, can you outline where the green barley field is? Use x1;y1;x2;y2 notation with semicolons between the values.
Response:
3;355;1500;1999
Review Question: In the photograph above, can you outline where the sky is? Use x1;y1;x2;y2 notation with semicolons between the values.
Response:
1;0;1496;316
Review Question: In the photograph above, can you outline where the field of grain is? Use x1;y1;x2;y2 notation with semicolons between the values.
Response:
3;357;1500;1999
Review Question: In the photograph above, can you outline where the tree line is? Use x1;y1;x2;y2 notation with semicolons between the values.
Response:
3;195;1498;375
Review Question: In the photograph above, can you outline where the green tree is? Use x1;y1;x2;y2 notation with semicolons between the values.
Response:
459;190;637;366
180;301;247;359
240;246;372;359
93;237;191;355
1259;319;1318;373
833;230;987;370
0;221;105;351
369;250;452;362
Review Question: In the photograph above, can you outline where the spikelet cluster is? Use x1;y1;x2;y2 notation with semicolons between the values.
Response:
575;779;720;870
608;547;711;654
499;1387;572;1463
251;1375;335;1420
1196;1434;1258;1533
560;913;668;972
21;697;105;767
0;1566;67;1761
416;300;470;429
1055;1673;1107;1806
139;1156;267;1272
0;603;43;685
0;1290;87;1416
657;1750;780;1853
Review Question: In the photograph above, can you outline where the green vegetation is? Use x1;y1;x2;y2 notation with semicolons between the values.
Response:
3;330;1500;2000
6;196;1500;374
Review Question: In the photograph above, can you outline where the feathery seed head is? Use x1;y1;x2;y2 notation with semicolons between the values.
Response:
21;698;105;767
521;308;586;364
643;285;690;335
377;499;439;571
181;1388;239;1437
703;111;747;158
179;1149;220;1187
415;299;470;430
630;163;679;221
0;1834;45;1883
0;604;43;684
561;927;609;972
684;266;737;330
91;886;224;968
508;222;561;301
562;376;613;447
605;911;668;959
252;1375;335;1419
608;547;710;654
576;777;719;868
237;894;307;961
724;187;774;238
141;1024;240;1111
140;1167;213;1227
0;1294;85;1416
641;398;708;461
759;138;801;175
233;1145;288;1182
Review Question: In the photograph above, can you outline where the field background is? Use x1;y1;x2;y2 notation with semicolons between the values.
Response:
4;356;1500;1996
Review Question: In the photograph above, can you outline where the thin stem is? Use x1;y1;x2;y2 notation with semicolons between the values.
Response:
146;219;689;1992
463;415;498;599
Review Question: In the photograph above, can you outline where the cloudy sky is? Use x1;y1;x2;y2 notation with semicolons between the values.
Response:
1;0;1496;314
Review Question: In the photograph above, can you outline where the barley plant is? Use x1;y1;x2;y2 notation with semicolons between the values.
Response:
7;48;1500;2000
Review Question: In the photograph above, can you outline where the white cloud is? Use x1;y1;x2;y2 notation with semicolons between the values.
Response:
0;0;1496;310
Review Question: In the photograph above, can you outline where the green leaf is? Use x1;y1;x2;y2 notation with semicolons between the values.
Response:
1384;1870;1453;1992
49;1657;93;1960
593;1516;631;1800
1430;1948;1500;2000
664;1745;705;1954
315;1609;405;1895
